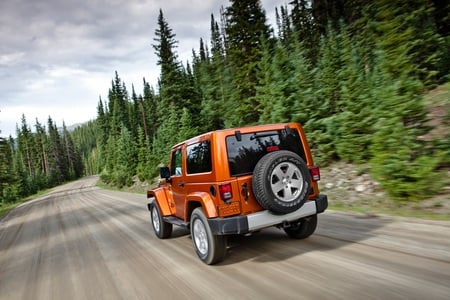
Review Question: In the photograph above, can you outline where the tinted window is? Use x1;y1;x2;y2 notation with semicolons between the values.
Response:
187;141;212;174
226;128;305;176
170;148;183;175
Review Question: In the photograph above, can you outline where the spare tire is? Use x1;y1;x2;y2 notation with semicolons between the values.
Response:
252;150;310;214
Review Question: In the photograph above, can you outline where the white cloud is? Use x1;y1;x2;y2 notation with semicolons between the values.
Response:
0;0;279;137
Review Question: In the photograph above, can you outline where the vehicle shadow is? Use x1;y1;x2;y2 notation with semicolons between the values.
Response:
170;227;190;238
219;211;391;265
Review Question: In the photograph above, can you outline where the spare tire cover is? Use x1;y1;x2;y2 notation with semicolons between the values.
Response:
252;150;310;214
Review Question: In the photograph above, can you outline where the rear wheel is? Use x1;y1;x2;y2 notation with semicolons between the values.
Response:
151;204;172;239
284;215;317;239
191;208;226;265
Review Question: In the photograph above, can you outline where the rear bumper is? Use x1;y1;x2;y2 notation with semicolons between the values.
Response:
208;194;328;235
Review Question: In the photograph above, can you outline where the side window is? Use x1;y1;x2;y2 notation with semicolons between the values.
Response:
170;148;183;176
187;141;212;174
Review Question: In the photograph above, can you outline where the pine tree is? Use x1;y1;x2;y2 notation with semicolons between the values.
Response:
15;116;39;195
47;117;68;184
71;120;101;175
130;85;141;139
136;126;152;181
108;72;130;137
62;122;83;179
275;5;293;45
369;46;442;200
369;0;443;86
182;62;203;130
96;97;109;147
178;107;198;142
370;116;443;200
289;41;314;123
12;145;29;197
311;0;345;34
153;9;184;118
304;27;343;162
0;134;17;202
334;24;374;163
224;0;271;125
289;0;320;64
34;119;50;178
115;126;137;187
17;115;35;177
142;79;158;140
259;41;297;123
255;37;275;124
196;14;231;131
150;105;181;168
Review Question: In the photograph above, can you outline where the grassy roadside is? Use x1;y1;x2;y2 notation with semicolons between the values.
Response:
0;188;52;219
95;177;153;194
328;194;450;221
319;161;450;221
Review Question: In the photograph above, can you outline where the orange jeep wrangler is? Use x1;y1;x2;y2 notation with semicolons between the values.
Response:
147;123;328;264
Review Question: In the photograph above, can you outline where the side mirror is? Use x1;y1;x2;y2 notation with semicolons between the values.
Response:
159;166;170;180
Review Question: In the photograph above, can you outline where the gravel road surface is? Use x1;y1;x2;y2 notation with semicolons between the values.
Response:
0;176;449;299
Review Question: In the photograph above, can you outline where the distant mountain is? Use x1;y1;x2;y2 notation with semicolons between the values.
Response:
60;121;89;133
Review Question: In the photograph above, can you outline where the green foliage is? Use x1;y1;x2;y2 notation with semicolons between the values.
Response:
2;185;19;204
368;0;443;87
302;27;342;162
178;107;198;141
63;0;449;203
115;126;137;186
0;135;17;203
149;105;181;168
334;25;375;163
136;127;152;182
370;117;444;200
71;120;101;175
367;42;444;200
290;0;320;64
224;0;272;125
1;114;84;204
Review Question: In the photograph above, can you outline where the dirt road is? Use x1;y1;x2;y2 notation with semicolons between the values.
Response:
0;177;449;299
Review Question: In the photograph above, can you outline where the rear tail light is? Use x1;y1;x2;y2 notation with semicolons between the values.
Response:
219;183;233;201
266;145;279;152
310;166;321;182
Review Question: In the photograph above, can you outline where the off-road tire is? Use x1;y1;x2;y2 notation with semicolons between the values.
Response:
150;203;173;239
252;150;310;214
190;208;226;265
284;215;318;239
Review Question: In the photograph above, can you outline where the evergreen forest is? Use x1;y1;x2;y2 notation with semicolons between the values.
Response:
1;0;449;207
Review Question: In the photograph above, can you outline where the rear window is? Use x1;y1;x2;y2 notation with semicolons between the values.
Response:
226;128;305;176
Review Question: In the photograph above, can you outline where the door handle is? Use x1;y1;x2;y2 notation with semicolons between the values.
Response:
178;182;185;187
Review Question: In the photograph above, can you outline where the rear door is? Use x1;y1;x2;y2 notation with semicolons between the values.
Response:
225;127;307;214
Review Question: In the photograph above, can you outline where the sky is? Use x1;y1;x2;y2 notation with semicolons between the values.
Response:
0;0;278;138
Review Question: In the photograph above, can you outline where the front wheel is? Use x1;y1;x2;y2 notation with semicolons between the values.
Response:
284;215;317;239
190;208;226;265
150;203;172;239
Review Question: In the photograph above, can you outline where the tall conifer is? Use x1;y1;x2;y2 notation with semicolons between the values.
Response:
224;0;271;125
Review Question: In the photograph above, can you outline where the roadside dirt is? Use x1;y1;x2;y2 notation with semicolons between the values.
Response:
319;161;450;220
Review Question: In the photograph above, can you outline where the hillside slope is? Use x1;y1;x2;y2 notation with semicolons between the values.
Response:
321;83;450;220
